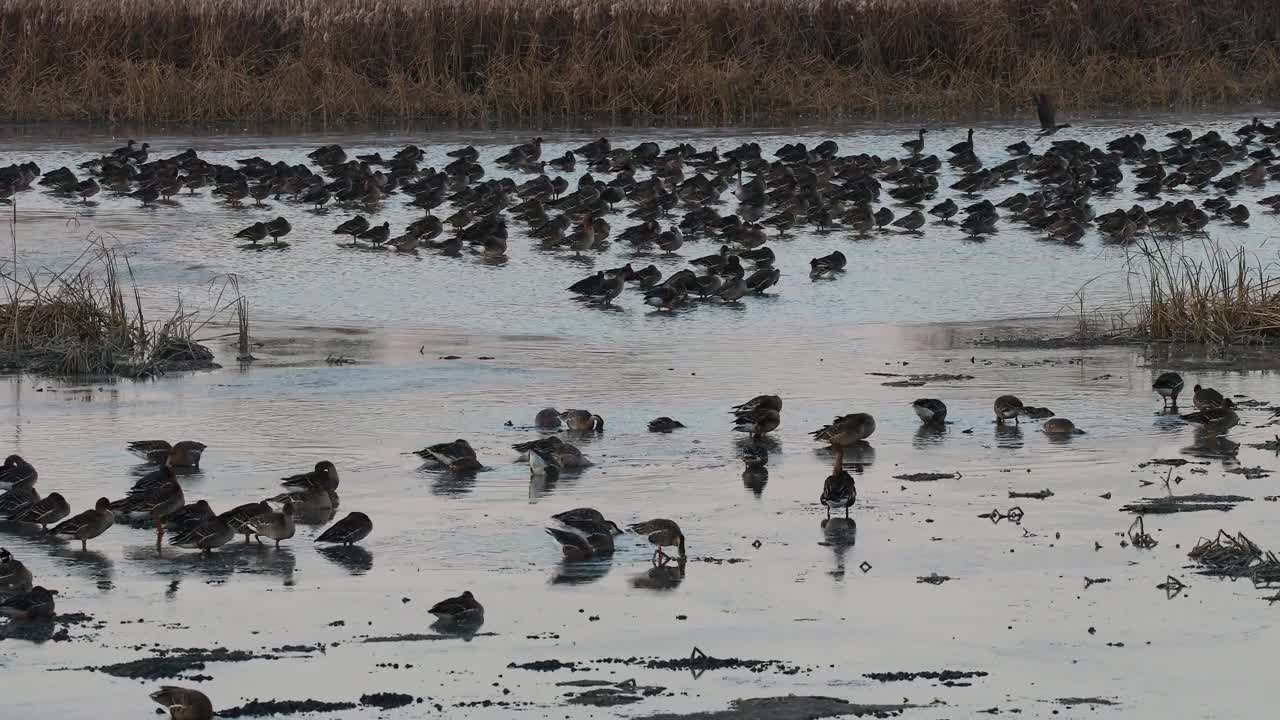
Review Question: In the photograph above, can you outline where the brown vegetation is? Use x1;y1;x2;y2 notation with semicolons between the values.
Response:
0;226;232;376
1;0;1279;123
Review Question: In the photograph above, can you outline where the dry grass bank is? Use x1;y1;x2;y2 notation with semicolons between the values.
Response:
1;0;1279;123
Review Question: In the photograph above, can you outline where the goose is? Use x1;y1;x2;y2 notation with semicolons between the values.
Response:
1152;372;1184;408
994;395;1024;423
50;497;114;551
315;511;373;546
415;439;477;467
0;585;55;619
429;590;484;625
235;222;268;245
1043;418;1084;434
0;455;36;491
629;519;686;564
821;467;857;519
560;409;604;432
545;525;614;559
810;413;876;446
0;548;33;596
127;440;206;468
250;500;295;548
1033;93;1070;138
169;514;234;554
902;128;927;155
1193;384;1226;409
648;417;685;433
912;398;947;424
10;492;70;530
149;686;214;720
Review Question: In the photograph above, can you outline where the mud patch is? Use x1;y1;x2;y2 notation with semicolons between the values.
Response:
364;632;496;643
636;695;920;719
217;699;358;717
893;472;960;482
360;692;416;709
865;670;988;683
85;647;284;680
1120;494;1251;514
1056;697;1118;706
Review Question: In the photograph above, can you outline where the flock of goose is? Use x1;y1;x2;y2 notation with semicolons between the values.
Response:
4;99;1280;313
0;367;1243;717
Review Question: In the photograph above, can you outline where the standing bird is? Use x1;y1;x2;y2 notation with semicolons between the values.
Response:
169;514;234;555
1152;372;1184;409
820;464;857;519
733;408;780;440
111;478;186;551
315;511;373;546
281;461;340;491
902;128;927;155
535;408;562;429
912;398;948;424
545;525;615;560
1033;93;1070;138
250;500;295;548
10;492;70;530
149;686;214;720
266;216;291;245
629;519;686;564
50;497;115;551
994;395;1024;424
810;413;876;446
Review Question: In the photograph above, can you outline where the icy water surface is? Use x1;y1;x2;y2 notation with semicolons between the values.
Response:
2;322;1280;718
3;113;1280;717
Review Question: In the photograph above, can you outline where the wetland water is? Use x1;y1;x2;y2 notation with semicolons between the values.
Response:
2;113;1280;718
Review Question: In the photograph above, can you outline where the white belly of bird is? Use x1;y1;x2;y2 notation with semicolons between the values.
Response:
913;405;936;422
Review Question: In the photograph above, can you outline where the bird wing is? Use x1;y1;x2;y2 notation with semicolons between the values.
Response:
1033;93;1055;130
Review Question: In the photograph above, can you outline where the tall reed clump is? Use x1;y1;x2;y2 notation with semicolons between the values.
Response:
1127;234;1280;344
0;234;237;376
1;0;1279;123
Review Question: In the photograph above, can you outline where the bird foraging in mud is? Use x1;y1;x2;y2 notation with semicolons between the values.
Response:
1152;372;1184;409
811;413;876;446
1192;384;1227;410
994;395;1024;424
912;399;947;424
149;686;214;720
629;518;686;565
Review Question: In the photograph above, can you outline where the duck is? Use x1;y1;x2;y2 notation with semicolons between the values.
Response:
902;128;927;155
994;395;1024;424
513;436;591;474
50;497;114;551
334;215;370;242
733;407;780;439
731;394;782;415
546;525;615;559
551;508;613;526
126;440;206;468
912;398;948;424
221;501;272;543
0;547;33;596
948;128;975;155
534;408;562;429
315;511;373;546
429;590;484;625
0;478;39;516
648;417;685;433
414;439;477;467
1033;92;1070;137
234;222;268;245
892;209;926;234
560;409;605;432
1043;418;1084;434
1181;402;1238;429
820;467;857;519
629;519;686;564
111;477;185;549
10;491;70;530
0;585;55;619
265;216;291;244
810;413;876;446
281;461;339;491
169;514;234;554
166;500;215;533
929;198;958;223
149;686;214;720
250;500;295;548
1192;384;1226;409
1152;372;1184;408
0;455;36;491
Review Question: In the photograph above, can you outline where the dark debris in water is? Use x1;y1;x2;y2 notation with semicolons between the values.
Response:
1120;494;1252;514
217;699;358;717
1056;697;1118;707
636;696;922;720
1009;489;1054;500
865;669;988;683
594;653;810;676
893;471;960;482
916;573;954;585
85;647;277;679
363;632;496;643
1225;466;1272;479
360;693;416;709
508;659;586;672
1138;458;1208;468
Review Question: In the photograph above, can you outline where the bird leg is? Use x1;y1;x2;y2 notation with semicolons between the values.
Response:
154;518;165;553
81;539;87;551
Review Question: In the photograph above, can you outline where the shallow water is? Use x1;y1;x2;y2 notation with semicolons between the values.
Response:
2;322;1280;718
3;115;1280;717
2;110;1279;340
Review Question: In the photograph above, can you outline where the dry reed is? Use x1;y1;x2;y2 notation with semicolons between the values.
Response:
2;0;1279;123
1126;234;1280;344
0;233;237;376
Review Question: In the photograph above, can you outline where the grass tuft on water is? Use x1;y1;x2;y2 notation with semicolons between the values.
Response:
0;229;237;377
3;0;1280;122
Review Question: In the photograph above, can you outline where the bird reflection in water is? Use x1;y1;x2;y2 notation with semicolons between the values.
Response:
549;556;613;586
912;422;948;449
50;546;113;586
127;543;297;585
741;445;769;496
0;617;56;643
1183;427;1241;460
281;489;340;526
631;557;686;590
318;545;373;575
994;422;1023;448
820;517;857;579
